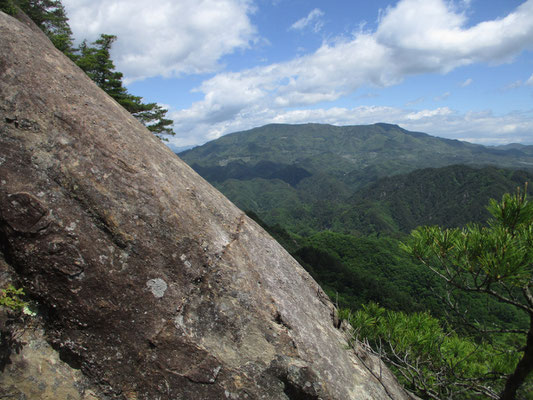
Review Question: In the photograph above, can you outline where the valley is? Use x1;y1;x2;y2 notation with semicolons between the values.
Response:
179;123;533;398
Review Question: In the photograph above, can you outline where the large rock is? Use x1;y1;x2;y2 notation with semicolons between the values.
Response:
0;11;410;400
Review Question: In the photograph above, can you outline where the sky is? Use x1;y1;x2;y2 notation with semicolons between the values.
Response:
62;0;533;148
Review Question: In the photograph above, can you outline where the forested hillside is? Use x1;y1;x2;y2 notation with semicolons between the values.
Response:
341;165;533;233
182;123;533;398
181;123;533;175
182;123;533;321
181;124;533;234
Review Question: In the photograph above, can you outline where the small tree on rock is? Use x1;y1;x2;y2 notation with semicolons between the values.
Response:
0;0;74;55
0;2;175;138
74;34;175;138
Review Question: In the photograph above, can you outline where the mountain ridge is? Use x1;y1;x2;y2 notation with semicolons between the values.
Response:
180;123;533;176
180;123;533;234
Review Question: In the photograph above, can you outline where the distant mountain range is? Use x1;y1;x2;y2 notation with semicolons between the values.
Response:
166;143;195;153
491;143;533;154
180;123;533;176
179;123;533;234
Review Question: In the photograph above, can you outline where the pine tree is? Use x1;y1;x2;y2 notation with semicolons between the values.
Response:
346;302;523;399
1;1;175;137
0;0;19;16
404;187;533;399
1;0;74;55
74;34;174;137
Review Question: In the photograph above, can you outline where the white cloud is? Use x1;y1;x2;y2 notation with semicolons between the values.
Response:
375;0;533;74
169;0;533;145
504;80;523;90
406;107;452;120
290;8;325;32
401;109;533;145
168;105;533;147
62;0;256;82
461;78;473;87
526;73;533;85
63;0;533;146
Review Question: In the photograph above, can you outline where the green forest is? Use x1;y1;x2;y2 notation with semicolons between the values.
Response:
183;124;533;399
248;185;533;399
3;2;533;399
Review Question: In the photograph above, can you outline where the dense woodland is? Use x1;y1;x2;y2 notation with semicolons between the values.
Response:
183;124;533;399
2;2;533;399
181;123;533;234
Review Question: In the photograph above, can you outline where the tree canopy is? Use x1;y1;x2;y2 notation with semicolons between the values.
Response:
344;302;523;400
1;0;73;53
400;187;533;399
340;188;532;399
75;34;174;137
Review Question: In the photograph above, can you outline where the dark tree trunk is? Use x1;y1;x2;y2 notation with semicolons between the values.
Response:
500;316;533;400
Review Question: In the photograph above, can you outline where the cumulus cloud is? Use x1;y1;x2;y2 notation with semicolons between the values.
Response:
168;105;533;147
290;8;325;32
63;0;533;145
62;0;256;82
169;0;533;144
379;0;533;70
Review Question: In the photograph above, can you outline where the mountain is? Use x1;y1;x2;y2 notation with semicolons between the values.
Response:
165;143;196;153
180;123;533;234
491;143;533;155
338;165;533;234
180;123;533;178
0;12;409;400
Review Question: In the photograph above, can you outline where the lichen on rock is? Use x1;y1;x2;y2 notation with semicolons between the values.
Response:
146;278;167;298
0;10;411;400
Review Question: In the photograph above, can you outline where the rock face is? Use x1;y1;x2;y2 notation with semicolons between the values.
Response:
0;12;410;400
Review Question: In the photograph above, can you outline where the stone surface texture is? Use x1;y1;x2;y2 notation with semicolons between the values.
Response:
0;11;412;400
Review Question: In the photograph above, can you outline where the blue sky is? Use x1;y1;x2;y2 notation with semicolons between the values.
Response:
63;0;533;148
